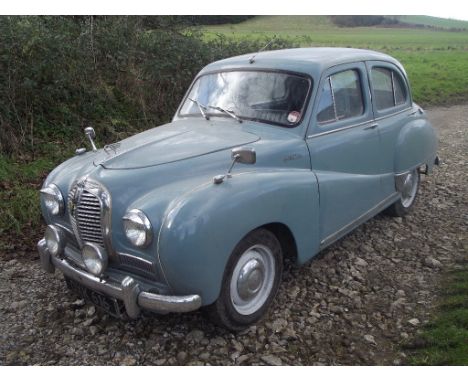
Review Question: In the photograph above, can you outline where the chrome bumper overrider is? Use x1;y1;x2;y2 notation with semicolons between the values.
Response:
37;238;202;318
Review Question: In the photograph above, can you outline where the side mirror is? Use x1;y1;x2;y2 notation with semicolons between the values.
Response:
231;147;256;165
214;147;256;184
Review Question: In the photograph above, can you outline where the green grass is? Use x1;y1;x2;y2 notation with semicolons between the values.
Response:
0;147;74;253
0;156;51;240
393;51;468;105
200;16;468;106
202;16;468;49
407;266;468;365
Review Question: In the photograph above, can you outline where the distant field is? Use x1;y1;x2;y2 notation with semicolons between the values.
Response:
201;16;468;106
394;15;468;29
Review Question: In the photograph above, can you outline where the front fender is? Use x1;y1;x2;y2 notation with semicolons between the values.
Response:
157;169;319;305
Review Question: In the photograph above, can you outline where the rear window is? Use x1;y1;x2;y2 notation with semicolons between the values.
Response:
371;67;408;111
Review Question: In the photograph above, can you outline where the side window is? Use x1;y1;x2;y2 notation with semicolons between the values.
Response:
317;69;364;125
316;78;335;124
371;67;408;111
393;74;407;106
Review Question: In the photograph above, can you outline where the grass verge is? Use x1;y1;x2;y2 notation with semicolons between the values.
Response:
0;148;73;255
406;265;468;365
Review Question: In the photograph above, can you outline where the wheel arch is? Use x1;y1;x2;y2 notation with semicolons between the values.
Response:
394;114;438;174
157;170;319;305
261;222;298;265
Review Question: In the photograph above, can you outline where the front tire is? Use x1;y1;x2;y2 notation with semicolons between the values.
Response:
385;168;420;217
207;228;283;331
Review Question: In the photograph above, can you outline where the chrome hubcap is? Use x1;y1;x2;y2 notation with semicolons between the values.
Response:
237;259;264;299
230;244;275;316
401;169;418;208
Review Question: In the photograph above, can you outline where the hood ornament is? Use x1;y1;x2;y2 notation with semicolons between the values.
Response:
104;142;120;155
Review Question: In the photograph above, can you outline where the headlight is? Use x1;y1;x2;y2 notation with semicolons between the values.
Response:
40;184;64;216
82;243;108;276
44;225;65;256
123;209;153;248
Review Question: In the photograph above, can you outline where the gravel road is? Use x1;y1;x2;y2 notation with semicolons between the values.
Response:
1;104;467;365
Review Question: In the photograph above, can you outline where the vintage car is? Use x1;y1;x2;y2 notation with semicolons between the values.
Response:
38;48;438;331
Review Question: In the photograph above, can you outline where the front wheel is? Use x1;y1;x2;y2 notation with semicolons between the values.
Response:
207;228;283;331
385;168;420;217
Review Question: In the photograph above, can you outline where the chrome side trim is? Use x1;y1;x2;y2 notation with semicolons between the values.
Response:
308;106;413;139
320;192;400;250
373;106;412;122
329;77;338;121
308;120;374;138
40;244;202;315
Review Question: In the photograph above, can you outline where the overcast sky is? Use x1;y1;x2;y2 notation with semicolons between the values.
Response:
2;0;468;21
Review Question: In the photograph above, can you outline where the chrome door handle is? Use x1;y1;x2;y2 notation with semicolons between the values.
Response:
364;123;378;130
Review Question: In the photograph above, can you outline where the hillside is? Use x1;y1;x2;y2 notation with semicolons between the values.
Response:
393;15;468;29
202;16;468;50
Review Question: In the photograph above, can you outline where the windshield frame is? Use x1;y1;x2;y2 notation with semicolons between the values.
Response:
177;68;314;128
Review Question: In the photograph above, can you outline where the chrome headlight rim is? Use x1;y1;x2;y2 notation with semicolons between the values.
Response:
82;242;108;276
122;209;153;248
40;183;64;216
44;225;65;256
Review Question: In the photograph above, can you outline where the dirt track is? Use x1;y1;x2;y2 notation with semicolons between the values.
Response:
0;104;467;365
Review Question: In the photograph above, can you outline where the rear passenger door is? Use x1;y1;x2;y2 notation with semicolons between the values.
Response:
366;61;413;195
306;62;386;247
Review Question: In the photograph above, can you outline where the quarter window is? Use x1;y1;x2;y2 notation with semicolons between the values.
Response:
317;69;364;125
371;67;408;111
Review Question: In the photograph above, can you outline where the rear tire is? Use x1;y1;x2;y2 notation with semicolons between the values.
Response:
385;168;420;217
206;228;283;332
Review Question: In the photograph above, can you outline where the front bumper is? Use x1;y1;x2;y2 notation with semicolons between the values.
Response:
37;238;202;318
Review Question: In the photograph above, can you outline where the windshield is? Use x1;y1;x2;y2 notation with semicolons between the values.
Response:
179;70;311;127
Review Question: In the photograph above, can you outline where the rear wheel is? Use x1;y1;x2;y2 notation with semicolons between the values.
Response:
385;168;420;217
207;228;283;331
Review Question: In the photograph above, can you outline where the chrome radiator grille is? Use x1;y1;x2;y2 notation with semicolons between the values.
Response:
68;181;104;246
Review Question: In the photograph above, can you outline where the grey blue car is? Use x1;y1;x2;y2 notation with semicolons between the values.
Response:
38;48;438;330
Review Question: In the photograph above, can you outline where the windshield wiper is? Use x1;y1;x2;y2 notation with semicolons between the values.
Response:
188;97;209;120
207;105;243;123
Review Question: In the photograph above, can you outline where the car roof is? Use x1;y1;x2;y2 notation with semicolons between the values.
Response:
199;47;404;79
